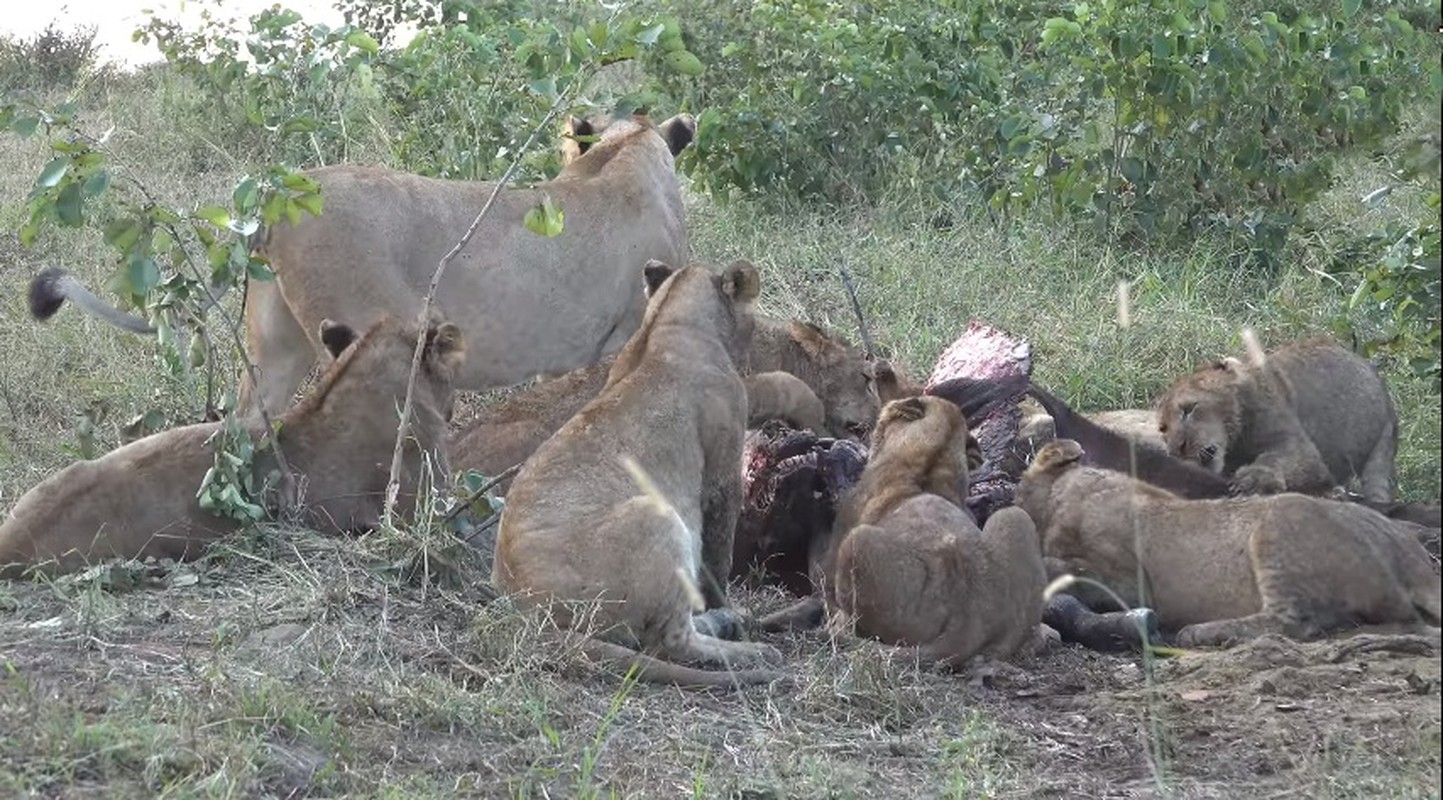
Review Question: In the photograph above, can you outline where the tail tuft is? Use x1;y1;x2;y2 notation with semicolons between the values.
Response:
28;268;69;321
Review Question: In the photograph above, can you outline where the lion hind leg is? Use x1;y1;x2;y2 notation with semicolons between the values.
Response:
758;596;825;632
1359;414;1398;503
1174;611;1307;648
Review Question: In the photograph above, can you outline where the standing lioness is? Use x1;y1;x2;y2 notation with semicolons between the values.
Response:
239;112;695;415
0;316;464;577
1016;440;1440;647
494;260;784;687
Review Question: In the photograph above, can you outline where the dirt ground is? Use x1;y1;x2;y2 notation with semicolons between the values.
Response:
0;527;1438;799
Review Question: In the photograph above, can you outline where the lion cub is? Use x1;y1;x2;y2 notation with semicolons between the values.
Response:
0;317;464;577
1016;440;1440;647
825;396;1048;667
1157;338;1398;501
494;260;784;687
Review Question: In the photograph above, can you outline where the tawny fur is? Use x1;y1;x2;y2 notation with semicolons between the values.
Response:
449;315;881;487
1085;408;1166;450
0;317;464;577
813;396;1048;667
745;371;826;433
493;260;784;687
1015;440;1440;648
237;112;695;416
1156;337;1398;502
873;359;924;404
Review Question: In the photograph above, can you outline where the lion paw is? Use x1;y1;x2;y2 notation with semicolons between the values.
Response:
1228;465;1284;496
692;607;748;641
1175;622;1241;649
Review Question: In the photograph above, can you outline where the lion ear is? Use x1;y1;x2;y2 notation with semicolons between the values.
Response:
789;320;832;358
721;260;761;304
658;113;696;156
643;259;677;297
888;396;928;423
1042;439;1085;467
1213;356;1243;373
318;319;359;359
426;322;467;371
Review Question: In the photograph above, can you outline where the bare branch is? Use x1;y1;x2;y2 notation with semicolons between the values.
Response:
837;256;876;359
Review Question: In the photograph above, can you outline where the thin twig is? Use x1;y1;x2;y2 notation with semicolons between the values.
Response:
837;255;876;359
381;88;588;526
442;462;522;525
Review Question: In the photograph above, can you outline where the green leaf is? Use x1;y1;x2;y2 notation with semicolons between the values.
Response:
278;171;319;192
105;219;145;252
661;50;705;76
233;177;260;214
11;116;40;137
247;259;277;282
345;29;379;55
55;183;83;226
523;195;566;238
128;255;161;296
37;157;70;188
1120;157;1145;184
294;192;324;217
1207;0;1227;22
82;169;110;197
195;205;231;229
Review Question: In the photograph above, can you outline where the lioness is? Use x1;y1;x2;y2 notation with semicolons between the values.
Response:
822;396;1048;667
449;314;880;487
0;317;464;577
232;111;695;415
1015;440;1440;647
494;259;784;687
1156;338;1397;501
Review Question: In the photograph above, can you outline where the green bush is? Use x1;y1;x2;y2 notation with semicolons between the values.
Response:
648;0;1438;264
0;24;104;94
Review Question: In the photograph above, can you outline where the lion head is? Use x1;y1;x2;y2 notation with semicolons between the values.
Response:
562;111;697;165
860;395;975;515
1156;358;1245;473
1026;439;1086;479
784;321;881;440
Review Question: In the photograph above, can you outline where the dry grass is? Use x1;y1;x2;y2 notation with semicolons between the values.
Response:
1;530;1437;798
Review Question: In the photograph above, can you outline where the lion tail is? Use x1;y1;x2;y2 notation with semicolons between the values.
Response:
575;636;788;688
29;268;155;334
